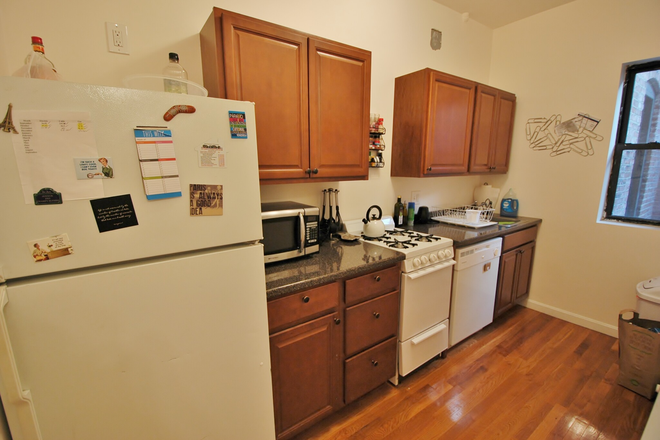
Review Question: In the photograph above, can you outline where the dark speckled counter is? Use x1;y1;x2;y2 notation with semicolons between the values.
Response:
408;215;542;248
265;239;405;300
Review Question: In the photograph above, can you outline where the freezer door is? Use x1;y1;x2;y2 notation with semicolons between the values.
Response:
0;244;275;440
0;77;263;280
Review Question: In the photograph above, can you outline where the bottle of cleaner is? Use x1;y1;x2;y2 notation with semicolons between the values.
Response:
500;188;519;218
407;202;415;226
162;52;188;94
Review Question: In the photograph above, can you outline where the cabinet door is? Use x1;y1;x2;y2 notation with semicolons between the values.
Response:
469;84;498;173
269;313;342;438
220;12;310;181
308;39;371;179
490;90;516;173
494;249;518;318
514;241;535;299
424;71;475;175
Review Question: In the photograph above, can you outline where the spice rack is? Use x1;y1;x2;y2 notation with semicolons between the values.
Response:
369;114;386;168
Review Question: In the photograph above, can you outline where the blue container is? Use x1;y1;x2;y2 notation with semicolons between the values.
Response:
500;188;519;217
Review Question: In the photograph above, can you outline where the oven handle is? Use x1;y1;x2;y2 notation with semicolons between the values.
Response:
406;259;456;280
412;323;447;345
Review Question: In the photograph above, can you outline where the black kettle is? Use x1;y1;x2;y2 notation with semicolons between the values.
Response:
415;206;431;224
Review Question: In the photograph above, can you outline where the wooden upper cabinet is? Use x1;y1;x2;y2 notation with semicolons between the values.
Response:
308;39;371;179
200;8;371;183
469;85;516;174
425;71;475;175
391;69;475;177
391;68;516;177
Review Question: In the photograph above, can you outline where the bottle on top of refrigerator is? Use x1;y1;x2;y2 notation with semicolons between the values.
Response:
162;52;188;94
500;188;519;217
13;36;61;80
393;196;405;227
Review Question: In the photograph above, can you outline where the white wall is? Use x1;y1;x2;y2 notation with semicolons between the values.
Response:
0;0;493;223
489;0;660;335
2;0;656;336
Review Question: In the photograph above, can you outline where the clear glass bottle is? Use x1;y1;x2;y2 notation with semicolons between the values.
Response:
13;36;61;80
393;196;405;227
162;52;188;94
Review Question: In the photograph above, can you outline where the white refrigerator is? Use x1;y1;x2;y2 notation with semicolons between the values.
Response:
0;77;276;440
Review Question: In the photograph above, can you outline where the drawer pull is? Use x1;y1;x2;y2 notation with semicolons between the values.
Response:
302;296;310;303
374;275;381;282
373;312;380;319
411;324;446;345
371;360;379;367
334;318;341;325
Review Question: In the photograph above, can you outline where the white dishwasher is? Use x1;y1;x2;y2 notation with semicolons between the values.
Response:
449;237;502;346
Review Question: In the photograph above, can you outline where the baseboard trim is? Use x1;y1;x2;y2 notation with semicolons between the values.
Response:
520;299;619;338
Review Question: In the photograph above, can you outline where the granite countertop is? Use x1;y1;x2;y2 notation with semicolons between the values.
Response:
264;216;541;300
265;239;405;300
408;215;542;248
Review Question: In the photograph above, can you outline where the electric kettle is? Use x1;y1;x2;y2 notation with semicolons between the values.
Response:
362;205;386;238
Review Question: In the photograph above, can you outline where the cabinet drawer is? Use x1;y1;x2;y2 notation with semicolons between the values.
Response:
267;283;339;333
345;291;399;357
502;225;538;252
345;337;397;404
345;265;399;306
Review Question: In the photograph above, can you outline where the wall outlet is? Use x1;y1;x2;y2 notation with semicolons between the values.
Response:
106;22;130;55
411;191;420;203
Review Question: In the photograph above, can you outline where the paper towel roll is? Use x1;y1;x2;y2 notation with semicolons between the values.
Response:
474;183;500;207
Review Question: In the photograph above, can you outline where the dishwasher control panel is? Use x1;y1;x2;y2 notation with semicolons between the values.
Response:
454;237;502;270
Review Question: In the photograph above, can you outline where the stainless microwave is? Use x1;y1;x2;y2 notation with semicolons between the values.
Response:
261;201;320;263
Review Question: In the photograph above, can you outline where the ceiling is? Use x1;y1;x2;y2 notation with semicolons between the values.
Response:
432;0;576;29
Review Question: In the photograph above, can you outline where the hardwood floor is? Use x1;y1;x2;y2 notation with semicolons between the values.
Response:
293;306;654;440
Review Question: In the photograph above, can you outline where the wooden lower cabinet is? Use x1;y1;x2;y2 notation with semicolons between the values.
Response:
494;227;537;319
266;264;400;438
269;312;342;439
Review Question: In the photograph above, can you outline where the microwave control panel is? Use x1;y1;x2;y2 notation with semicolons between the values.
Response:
305;216;319;245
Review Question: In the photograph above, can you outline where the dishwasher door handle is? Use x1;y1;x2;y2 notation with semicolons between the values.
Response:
411;323;447;345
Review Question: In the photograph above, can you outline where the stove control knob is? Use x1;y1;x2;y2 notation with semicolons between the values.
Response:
421;256;429;265
429;253;438;263
446;248;454;259
413;258;421;268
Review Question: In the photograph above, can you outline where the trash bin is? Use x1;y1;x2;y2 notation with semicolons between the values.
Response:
637;277;660;321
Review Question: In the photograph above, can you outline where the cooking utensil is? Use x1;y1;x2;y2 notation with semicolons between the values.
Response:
328;188;337;233
362;205;385;238
320;189;329;232
334;189;343;232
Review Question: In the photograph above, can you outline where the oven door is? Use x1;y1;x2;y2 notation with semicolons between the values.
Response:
399;259;455;342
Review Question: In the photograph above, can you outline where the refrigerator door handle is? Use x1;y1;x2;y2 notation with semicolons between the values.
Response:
0;286;42;440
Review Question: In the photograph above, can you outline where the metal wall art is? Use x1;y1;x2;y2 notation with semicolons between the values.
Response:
526;113;602;157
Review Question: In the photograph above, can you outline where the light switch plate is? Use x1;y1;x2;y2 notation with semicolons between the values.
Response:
106;22;130;55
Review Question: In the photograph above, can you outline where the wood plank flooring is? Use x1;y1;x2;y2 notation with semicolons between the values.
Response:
293;306;654;440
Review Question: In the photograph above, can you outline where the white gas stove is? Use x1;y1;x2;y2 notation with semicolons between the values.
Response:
345;217;454;273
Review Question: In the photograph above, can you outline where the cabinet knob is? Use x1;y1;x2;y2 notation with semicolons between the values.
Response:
427;167;432;171
334;318;341;325
305;168;311;174
373;312;380;319
371;360;379;366
312;168;319;174
374;275;381;282
302;296;310;303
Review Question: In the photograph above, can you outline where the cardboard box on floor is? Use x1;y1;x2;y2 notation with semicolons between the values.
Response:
618;309;660;400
